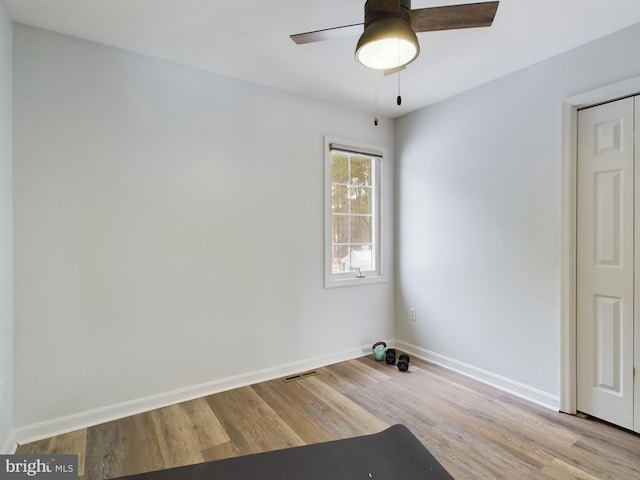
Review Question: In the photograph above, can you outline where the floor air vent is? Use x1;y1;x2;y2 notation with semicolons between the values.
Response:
282;370;318;382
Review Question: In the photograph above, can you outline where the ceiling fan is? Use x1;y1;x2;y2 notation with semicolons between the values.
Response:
291;0;499;72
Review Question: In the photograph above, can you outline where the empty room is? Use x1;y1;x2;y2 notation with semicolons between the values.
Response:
1;1;640;479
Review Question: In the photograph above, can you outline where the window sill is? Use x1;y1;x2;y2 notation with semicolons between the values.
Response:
325;274;386;289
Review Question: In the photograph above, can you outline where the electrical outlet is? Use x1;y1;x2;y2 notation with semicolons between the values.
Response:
409;308;416;321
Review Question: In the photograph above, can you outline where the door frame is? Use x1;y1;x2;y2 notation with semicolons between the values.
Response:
560;75;640;414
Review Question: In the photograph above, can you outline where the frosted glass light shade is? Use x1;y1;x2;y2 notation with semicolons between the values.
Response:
355;16;419;70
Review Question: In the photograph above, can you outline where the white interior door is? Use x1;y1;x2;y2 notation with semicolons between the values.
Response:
576;96;635;431
635;96;640;433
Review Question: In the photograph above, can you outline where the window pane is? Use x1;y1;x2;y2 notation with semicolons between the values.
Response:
331;184;349;214
331;154;348;184
350;157;372;186
350;185;371;214
350;216;372;244
332;215;349;244
351;246;374;272
331;245;350;274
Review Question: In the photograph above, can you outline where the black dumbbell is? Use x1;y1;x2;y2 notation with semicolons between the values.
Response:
385;348;396;365
397;354;410;372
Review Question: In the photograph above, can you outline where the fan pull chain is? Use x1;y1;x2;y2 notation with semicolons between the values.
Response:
373;74;379;126
397;71;402;106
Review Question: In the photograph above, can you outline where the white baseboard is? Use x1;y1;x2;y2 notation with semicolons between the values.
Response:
14;339;555;445
14;343;380;446
395;340;560;411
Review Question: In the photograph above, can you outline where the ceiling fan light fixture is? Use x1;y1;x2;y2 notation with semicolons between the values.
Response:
355;15;419;70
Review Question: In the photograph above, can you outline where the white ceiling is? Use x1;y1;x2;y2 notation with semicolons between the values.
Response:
4;0;640;118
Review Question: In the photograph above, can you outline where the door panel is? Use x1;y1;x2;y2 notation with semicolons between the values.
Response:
593;295;621;391
577;96;635;430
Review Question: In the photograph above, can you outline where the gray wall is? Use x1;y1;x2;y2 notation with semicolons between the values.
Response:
0;1;13;453
12;25;395;434
395;23;640;402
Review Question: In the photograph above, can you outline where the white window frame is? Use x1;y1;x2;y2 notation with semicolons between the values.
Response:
324;136;385;288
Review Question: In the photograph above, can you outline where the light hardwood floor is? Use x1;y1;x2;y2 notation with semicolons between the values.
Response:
17;355;640;479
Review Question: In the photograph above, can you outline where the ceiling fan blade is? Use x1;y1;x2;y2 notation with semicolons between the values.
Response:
410;1;499;33
290;23;364;45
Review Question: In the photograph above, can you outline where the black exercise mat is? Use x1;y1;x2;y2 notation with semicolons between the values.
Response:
114;424;454;480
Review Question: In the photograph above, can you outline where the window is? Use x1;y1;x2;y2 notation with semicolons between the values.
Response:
325;137;385;287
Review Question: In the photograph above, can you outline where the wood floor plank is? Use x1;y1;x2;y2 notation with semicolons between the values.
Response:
329;357;392;386
143;404;206;469
204;385;306;456
135;396;230;470
541;457;601;480
176;397;230;448
16;355;640;480
118;411;169;476
297;374;390;438
250;378;336;444
553;436;640;480
313;364;360;394
339;367;441;429
200;440;241;463
82;416;133;480
17;429;87;477
405;359;582;451
430;419;550;480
